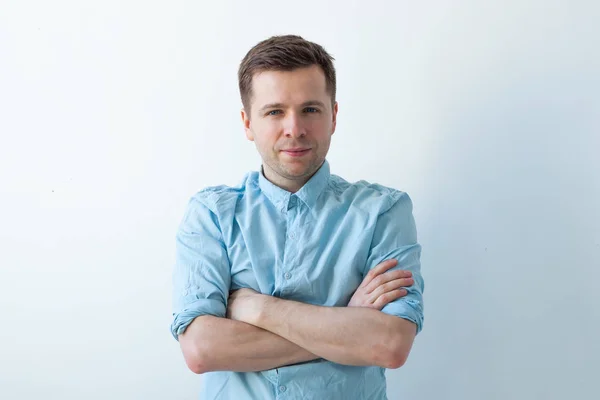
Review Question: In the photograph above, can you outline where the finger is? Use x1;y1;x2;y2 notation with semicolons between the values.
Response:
368;278;413;301
365;269;412;294
359;259;398;288
372;289;408;310
390;269;413;279
369;277;414;299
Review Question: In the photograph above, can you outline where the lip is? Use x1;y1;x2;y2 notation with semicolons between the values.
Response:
281;148;311;157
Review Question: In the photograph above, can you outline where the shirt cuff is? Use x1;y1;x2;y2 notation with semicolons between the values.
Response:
381;299;424;334
170;299;226;340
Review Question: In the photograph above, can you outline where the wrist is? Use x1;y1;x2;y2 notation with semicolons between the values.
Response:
253;294;278;328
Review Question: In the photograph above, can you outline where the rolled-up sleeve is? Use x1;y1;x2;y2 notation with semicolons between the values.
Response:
365;191;425;334
170;195;231;340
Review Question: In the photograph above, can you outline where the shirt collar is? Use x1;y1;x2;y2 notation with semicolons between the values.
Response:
258;160;331;211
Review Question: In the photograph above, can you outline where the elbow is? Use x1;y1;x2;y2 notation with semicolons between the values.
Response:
371;335;412;369
186;354;208;375
374;342;410;369
375;318;417;369
183;343;213;374
186;358;204;375
181;341;207;374
190;363;210;375
383;347;409;369
178;316;222;374
180;332;213;374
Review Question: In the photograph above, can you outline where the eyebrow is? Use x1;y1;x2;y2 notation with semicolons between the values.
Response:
258;100;327;114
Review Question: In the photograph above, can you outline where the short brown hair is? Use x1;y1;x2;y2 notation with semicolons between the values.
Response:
238;35;336;113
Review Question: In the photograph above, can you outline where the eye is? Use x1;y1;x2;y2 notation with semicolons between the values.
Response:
304;107;319;113
267;110;282;116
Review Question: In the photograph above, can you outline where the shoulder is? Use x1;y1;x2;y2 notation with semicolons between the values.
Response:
185;172;257;217
328;174;412;216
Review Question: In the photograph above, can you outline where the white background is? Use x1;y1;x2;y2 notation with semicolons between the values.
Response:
1;1;599;399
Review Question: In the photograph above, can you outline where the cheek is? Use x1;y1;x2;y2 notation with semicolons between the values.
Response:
309;118;331;133
310;121;332;140
253;127;280;150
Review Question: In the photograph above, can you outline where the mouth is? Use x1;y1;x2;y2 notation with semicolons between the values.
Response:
281;148;311;157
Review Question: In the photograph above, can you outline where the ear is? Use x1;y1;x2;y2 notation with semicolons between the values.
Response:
241;108;254;141
331;101;338;136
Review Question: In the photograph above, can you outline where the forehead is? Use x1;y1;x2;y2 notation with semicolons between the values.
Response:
250;65;329;106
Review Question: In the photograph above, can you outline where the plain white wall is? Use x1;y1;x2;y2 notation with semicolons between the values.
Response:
1;1;598;399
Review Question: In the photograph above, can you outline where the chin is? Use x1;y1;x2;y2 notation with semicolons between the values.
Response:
280;165;309;178
285;170;309;178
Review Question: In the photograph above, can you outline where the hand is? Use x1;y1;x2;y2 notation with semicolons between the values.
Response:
226;288;265;325
348;259;413;310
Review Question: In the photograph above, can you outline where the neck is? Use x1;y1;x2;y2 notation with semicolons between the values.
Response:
261;171;305;193
261;164;323;193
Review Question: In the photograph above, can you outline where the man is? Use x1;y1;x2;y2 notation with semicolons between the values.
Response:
171;35;424;399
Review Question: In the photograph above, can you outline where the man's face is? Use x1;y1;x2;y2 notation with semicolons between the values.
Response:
242;65;338;191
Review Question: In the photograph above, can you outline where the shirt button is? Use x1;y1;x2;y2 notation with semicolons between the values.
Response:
279;385;286;393
289;232;296;239
284;272;291;280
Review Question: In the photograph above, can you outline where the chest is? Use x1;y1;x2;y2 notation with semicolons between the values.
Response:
225;199;377;306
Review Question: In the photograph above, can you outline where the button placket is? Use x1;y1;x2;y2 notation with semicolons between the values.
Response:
280;195;301;293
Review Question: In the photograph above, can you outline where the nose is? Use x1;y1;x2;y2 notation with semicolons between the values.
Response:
283;112;306;138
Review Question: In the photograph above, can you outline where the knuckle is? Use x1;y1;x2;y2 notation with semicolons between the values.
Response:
373;286;385;297
395;270;407;278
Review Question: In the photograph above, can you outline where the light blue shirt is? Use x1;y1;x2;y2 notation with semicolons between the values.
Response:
171;160;424;400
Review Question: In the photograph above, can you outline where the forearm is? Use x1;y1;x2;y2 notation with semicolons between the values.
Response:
253;298;414;368
179;315;319;373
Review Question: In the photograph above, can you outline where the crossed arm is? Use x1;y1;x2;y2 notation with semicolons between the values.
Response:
180;313;317;374
227;288;417;368
180;260;417;374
